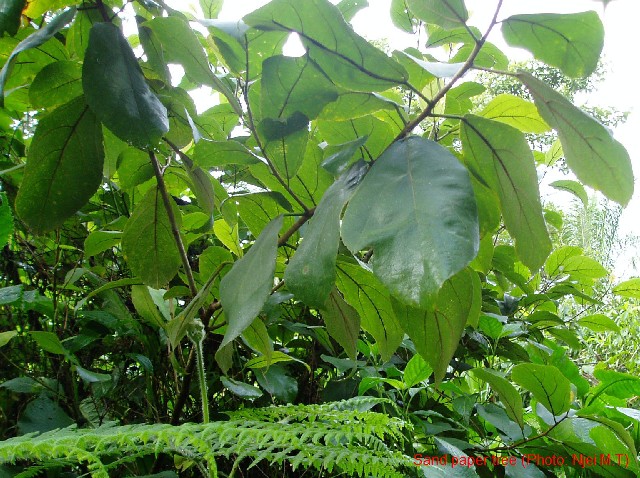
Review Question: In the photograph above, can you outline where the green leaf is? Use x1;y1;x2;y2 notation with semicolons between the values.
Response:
479;94;549;134
84;231;121;257
517;72;634;206
321;137;368;176
245;0;407;92
502;12;604;78
220;376;263;399
245;351;300;369
578;314;619;333
392;268;481;383
242;319;273;364
511;363;571;416
75;366;111;383
336;261;404;361
319;91;399;121
471;368;523;428
30;331;66;355
342;136;478;308
262;54;339;122
399;51;464;78
404;354;433;388
29;60;83;109
260;121;309;179
321;288;360;359
406;0;468;30
17;394;74;435
83;22;169;148
591;368;640;401
424;25;480;48
0;377;40;393
0;331;17;348
0;193;13;249
193;140;260;168
391;0;414;33
562;255;607;280
0;8;75;106
131;285;166;329
544;245;582;277
255;364;298;402
612;278;640;299
219;216;282;349
116;148;154;189
0;0;25;37
121;187;182;289
337;0;369;22
461;115;551;271
200;0;223;19
15;97;104;233
550;180;588;208
285;163;365;308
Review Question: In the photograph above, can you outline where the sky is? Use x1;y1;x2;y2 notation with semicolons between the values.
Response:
167;0;640;273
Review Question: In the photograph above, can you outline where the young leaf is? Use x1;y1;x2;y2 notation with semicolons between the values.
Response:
336;261;404;362
16;97;104;233
406;0;468;30
285;162;366;308
342;136;479;308
392;268;481;383
0;8;76;106
502;12;604;78
121;187;182;289
511;363;571;416
219;216;282;349
471;368;524;428
461;114;551;271
83;23;169;148
517;72;634;206
244;0;407;92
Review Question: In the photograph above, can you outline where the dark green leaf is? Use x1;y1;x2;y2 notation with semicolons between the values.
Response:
502;12;604;78
0;193;13;249
261;122;309;179
221;376;263;399
392;268;481;383
219;216;282;349
244;0;407;92
461;115;551;270
406;0;468;30
321;137;368;176
550;180;588;208
0;377;40;394
342;136;478;307
471;368;524;428
255;364;298;402
18;394;74;434
30;331;66;355
321;288;360;359
517;72;634;206
0;0;25;37
15;97;104;233
83;22;169;148
75;366;111;383
121;187;182;288
0;8;75;106
29;61;83;109
511;363;571;416
285;163;365;307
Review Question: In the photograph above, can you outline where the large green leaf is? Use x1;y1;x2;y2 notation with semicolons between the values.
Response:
262;54;339;122
285;163;365;308
0;0;25;37
471;368;523;428
0;8;75;106
244;0;407;92
336;261;404;361
194;140;261;168
502;12;604;78
321;288;361;359
29;60;83;109
406;0;468;30
15;97;104;233
219;216;282;349
479;94;549;134
121;187;182;289
0;193;13;249
591;369;640;402
511;363;571;416
461;115;551;271
612;278;640;300
391;0;414;33
83;23;169;148
341;136;478;307
392;268;481;383
517;72;634;206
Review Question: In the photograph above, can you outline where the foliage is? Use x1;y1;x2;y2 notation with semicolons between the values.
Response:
1;0;639;477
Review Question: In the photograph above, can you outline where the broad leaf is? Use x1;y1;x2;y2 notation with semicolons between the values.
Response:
502;12;604;78
241;319;273;364
517;72;634;206
121;187;182;288
219;216;282;349
84;231;121;257
578;314;619;333
194;140;261;168
406;0;468;30
83;23;169;148
336;261;404;361
321;288;361;359
613;278;640;299
404;354;433;388
200;0;223;19
285;162;366;308
342;136;479;307
0;0;25;37
461;115;551;271
392;268;481;383
16;97;104;233
400;51;464;78
550;180;588;208
131;285;165;329
391;0;414;33
245;0;408;92
544;245;582;277
511;363;571;416
29;61;83;109
0;331;17;348
220;376;263;399
337;0;369;22
591;369;640;402
30;331;66;355
0;8;75;106
479;94;549;134
471;368;524;428
424;25;480;48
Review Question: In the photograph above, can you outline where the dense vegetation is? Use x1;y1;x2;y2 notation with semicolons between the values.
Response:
1;0;639;477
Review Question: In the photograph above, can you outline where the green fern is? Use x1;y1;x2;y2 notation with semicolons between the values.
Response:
0;397;413;477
